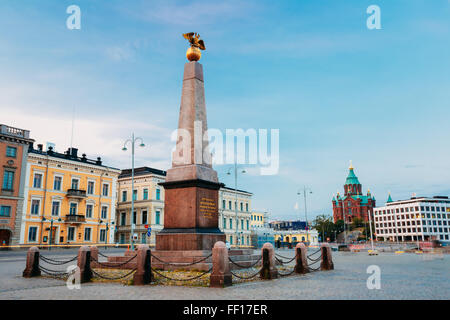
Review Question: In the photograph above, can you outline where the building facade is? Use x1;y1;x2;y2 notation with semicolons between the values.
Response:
0;124;34;246
218;187;252;247
250;211;267;229
332;163;376;223
19;145;120;245
374;195;450;243
115;167;166;246
269;219;319;244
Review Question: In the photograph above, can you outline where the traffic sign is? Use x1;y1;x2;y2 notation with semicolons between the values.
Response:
147;228;151;237
144;224;149;229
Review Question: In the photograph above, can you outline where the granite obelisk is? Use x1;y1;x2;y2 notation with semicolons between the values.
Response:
156;34;225;250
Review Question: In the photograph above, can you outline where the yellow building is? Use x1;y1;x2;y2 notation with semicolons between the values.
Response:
273;230;319;244
19;145;120;245
251;211;267;228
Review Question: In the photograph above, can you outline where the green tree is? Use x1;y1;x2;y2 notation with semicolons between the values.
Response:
312;214;336;242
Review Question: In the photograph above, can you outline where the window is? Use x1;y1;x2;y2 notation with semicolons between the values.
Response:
228;201;232;210
86;204;93;218
99;229;106;242
101;206;108;219
246;203;249;212
71;178;79;190
122;191;127;202
31;199;40;215
84;228;92;241
133;211;137;225
121;212;126;226
28;227;37;242
0;206;11;217
143;189;148;200
156;189;161;200
240;202;243;211
51;201;60;216
241;219;244;230
223;217;226;229
87;181;94;195
155;211;161;225
67;227;75;241
229;218;232;229
230;235;233;245
69;203;77;215
222;199;226;209
6;146;17;157
246;220;249;230
133;190;137;201
142;210;148;224
53;176;62;190
102;184;109;196
3;170;15;190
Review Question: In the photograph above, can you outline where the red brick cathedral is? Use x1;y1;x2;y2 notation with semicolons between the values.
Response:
332;163;376;223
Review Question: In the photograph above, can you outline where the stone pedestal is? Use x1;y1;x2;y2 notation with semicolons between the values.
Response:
320;243;334;271
23;246;40;278
210;241;232;288
260;243;278;279
295;243;309;274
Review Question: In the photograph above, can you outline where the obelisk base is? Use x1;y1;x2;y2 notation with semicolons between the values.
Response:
156;230;225;251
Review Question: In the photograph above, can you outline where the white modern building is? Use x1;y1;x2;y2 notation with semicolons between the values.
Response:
374;195;450;243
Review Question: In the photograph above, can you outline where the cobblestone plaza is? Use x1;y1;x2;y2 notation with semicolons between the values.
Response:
1;249;448;300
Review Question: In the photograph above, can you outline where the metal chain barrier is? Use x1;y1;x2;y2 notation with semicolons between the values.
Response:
91;268;137;280
307;254;322;263
308;265;321;272
307;248;321;258
230;267;263;280
97;251;110;258
228;256;262;269
275;253;297;265
38;265;74;279
151;253;212;267
90;255;137;268
39;255;78;265
151;267;212;282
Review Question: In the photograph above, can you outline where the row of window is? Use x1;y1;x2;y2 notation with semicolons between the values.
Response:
226;234;251;245
29;199;109;219
32;172;110;196
222;199;249;212
375;213;450;222
251;215;263;222
377;219;449;228
121;188;160;202
119;210;161;226
27;226;107;242
375;206;450;215
222;217;250;230
378;227;449;234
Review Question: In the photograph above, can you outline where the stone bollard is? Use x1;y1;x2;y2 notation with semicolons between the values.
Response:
77;246;92;283
133;244;152;285
23;246;41;278
260;242;278;280
90;246;99;268
294;243;309;274
320;243;334;271
210;241;232;288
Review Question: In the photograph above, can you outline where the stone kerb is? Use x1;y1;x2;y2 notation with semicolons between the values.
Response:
210;241;232;288
23;246;40;278
260;242;278;280
320;243;334;271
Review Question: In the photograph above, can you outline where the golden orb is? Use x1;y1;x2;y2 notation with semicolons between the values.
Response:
186;46;201;61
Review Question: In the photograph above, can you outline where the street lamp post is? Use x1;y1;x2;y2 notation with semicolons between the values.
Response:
297;186;312;245
42;217;61;250
227;162;245;248
122;133;145;251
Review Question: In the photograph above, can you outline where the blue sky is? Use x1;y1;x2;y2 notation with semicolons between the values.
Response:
1;0;449;221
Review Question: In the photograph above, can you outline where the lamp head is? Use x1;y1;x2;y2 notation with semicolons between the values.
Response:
139;143;145;147
122;147;127;151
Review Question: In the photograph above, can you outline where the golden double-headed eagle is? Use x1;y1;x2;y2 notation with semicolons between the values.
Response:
183;32;206;50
